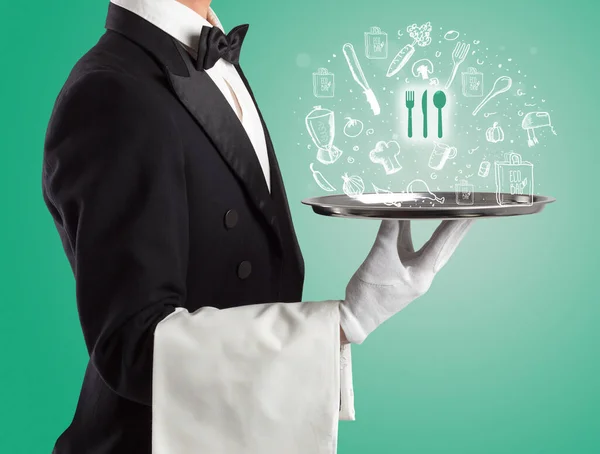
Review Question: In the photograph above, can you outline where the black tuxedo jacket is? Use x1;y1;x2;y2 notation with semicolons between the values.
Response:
42;4;305;453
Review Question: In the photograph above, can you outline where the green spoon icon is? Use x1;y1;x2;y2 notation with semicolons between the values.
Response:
433;90;446;138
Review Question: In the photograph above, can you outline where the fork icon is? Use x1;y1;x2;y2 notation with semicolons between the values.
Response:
405;90;414;138
445;41;470;89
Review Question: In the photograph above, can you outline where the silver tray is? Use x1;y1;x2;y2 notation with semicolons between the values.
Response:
302;192;555;220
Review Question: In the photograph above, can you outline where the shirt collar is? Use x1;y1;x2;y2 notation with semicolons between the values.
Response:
109;0;224;54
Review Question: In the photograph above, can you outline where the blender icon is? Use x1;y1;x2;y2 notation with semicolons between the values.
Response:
305;106;343;165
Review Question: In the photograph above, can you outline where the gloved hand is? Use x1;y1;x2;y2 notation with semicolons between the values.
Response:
340;219;474;344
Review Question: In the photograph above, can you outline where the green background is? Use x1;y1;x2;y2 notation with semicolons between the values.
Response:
1;0;597;452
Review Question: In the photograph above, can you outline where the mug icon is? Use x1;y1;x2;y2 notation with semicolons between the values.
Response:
428;142;457;171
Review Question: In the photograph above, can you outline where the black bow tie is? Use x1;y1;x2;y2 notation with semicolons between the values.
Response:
195;24;249;71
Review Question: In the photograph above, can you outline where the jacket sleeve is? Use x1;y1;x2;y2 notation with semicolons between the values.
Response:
42;70;188;406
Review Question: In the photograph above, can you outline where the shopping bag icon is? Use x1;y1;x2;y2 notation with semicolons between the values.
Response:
364;27;388;59
494;152;534;206
455;179;474;205
312;68;335;98
461;67;484;97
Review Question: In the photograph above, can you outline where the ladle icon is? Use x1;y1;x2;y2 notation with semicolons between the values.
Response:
472;76;512;116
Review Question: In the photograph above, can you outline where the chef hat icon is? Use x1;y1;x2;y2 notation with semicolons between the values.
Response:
521;111;557;147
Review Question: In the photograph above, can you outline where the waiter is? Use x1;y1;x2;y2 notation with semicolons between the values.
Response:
42;0;474;452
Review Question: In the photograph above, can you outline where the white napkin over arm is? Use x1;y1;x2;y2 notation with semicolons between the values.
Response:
153;300;354;454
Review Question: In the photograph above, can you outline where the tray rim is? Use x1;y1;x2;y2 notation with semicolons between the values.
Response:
301;192;556;220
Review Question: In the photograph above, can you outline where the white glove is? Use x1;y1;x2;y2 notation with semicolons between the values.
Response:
340;219;474;344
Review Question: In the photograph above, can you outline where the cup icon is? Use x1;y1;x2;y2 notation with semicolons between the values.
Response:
428;142;458;171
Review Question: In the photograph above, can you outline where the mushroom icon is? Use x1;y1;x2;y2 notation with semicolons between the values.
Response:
411;59;434;80
369;140;402;175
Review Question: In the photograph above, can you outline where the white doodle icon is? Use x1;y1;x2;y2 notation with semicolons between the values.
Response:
343;117;364;138
387;22;432;77
343;43;381;115
312;68;335;98
342;173;365;198
461;67;484;97
455;179;474;205
365;27;388;59
372;184;402;207
485;122;505;143
478;161;491;178
444;30;460;41
472;76;512;116
521;111;557;147
445;41;470;89
428;142;457;171
494;152;534;206
309;163;336;192
305;106;343;165
406;179;445;204
369;140;402;175
411;59;434;80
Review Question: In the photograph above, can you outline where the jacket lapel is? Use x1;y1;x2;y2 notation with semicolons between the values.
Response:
104;3;282;251
234;65;305;277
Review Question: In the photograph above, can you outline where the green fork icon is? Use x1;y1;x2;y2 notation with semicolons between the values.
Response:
405;90;414;138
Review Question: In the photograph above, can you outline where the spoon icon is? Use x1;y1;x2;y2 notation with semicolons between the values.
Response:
433;90;446;138
472;76;512;116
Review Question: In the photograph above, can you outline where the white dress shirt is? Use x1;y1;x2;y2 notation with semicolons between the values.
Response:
110;0;271;192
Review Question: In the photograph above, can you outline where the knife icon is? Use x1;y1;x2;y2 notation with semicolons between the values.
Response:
422;90;428;138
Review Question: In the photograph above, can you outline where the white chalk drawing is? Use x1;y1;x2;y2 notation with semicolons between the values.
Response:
431;172;438;179
411;59;434;79
435;51;442;58
461;67;484;97
455;179;475;205
365;27;388;59
429;78;440;86
366;128;375;135
387;22;432;77
472;76;512;115
309;163;336;192
312;68;335;98
524;102;537;107
483;112;497;118
521;111;557;147
485;122;505;143
348;156;356;162
445;41;470;89
478;160;491;177
342;173;365;198
518;110;525;117
305;106;343;165
372;184;402;207
444;30;460;41
406;179;445;204
494;152;534;206
343;117;364;138
476;58;484;65
370;140;402;175
516;89;526;96
428;142;458;171
342;43;381;115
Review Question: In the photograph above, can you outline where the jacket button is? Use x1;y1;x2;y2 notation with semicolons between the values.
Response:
237;261;252;279
224;210;239;229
